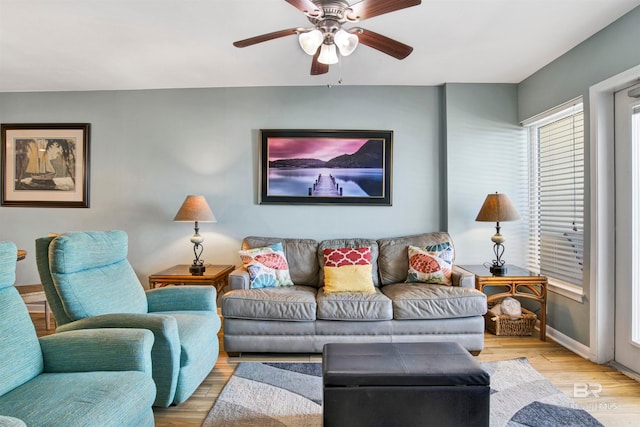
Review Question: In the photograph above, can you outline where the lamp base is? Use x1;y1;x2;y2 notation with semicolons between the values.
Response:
189;264;206;276
490;264;507;276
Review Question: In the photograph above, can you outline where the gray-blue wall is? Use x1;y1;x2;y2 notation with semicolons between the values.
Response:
444;83;528;267
518;5;640;346
1;86;449;286
519;6;640;121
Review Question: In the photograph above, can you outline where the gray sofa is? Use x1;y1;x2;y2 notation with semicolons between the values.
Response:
222;232;487;355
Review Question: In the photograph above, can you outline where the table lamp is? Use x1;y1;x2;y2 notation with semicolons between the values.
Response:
475;192;521;275
173;195;216;275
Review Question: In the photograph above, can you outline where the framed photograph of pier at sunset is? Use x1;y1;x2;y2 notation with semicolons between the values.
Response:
1;123;90;207
260;129;392;205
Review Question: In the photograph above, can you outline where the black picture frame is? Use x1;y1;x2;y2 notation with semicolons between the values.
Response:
260;129;392;205
1;123;90;208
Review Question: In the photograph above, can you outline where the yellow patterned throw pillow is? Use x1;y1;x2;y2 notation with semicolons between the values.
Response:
322;247;375;294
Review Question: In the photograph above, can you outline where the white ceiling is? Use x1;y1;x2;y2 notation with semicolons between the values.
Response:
1;0;639;92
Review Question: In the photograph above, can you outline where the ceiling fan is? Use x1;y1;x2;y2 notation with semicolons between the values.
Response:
233;0;422;75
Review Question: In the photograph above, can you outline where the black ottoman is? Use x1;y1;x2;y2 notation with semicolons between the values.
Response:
322;342;490;427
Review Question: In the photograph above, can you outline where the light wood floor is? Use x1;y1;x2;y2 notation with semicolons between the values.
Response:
31;313;640;426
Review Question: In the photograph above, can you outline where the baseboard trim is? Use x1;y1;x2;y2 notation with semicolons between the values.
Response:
609;361;640;382
538;322;592;360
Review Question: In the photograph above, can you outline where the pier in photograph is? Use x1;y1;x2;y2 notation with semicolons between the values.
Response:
309;173;342;196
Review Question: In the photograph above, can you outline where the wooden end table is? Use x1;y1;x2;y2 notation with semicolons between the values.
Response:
148;264;235;294
459;264;547;341
16;250;53;330
17;284;53;330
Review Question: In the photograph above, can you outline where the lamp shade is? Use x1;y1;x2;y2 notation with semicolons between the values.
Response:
173;195;216;222
475;193;520;222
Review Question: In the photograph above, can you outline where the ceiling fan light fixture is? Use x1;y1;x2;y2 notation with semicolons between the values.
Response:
334;29;358;56
318;43;339;64
233;0;422;76
298;29;324;55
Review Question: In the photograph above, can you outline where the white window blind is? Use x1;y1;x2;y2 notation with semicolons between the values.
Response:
527;102;584;287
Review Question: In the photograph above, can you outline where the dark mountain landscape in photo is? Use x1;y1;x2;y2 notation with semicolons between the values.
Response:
269;140;383;168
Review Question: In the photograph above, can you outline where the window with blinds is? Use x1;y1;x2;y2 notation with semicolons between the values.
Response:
526;102;584;287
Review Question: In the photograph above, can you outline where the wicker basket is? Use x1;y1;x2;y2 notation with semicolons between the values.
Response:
484;306;537;336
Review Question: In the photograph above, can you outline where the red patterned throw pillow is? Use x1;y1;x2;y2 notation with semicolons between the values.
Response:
323;247;371;267
322;247;375;294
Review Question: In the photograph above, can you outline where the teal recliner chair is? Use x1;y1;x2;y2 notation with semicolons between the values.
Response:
36;230;221;407
0;241;157;426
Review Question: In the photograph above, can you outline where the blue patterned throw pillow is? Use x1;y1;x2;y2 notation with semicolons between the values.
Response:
239;242;294;288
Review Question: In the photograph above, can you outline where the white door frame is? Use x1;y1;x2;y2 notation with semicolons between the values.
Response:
589;64;640;363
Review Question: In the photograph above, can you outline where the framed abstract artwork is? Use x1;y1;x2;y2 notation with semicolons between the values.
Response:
260;129;392;205
1;123;90;207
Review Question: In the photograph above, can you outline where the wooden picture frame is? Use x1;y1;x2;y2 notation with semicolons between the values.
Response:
1;123;90;207
260;129;392;205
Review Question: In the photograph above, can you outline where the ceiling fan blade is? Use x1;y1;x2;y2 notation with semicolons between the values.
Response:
348;0;421;21
233;28;299;48
351;28;413;59
284;0;322;16
311;49;329;75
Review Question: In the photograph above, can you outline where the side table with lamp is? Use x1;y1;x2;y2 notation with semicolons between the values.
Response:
152;195;235;294
466;192;547;340
148;264;235;293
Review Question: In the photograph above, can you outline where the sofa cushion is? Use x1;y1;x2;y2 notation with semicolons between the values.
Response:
318;239;380;287
317;288;393;321
0;371;155;427
381;283;487;320
377;232;455;286
243;237;319;287
221;285;317;321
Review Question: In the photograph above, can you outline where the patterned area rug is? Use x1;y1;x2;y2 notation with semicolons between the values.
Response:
202;358;603;427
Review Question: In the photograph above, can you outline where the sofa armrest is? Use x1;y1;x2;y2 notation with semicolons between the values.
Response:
54;312;182;408
55;313;180;361
146;285;216;312
229;267;251;290
452;265;475;289
40;328;154;374
56;312;178;333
